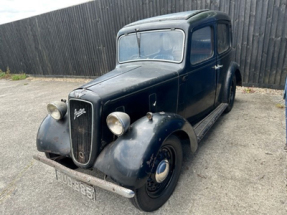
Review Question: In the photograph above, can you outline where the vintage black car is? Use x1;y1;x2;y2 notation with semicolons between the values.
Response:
34;10;242;212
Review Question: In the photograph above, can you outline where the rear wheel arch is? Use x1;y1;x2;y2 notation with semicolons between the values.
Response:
222;62;241;103
235;68;242;86
224;75;236;113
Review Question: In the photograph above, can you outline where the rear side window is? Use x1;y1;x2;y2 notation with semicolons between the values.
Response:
217;24;230;54
190;26;213;64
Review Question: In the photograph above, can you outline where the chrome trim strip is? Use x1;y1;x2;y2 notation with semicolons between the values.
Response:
69;98;94;166
33;155;135;198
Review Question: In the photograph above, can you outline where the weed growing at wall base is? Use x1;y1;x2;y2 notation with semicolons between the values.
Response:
0;68;11;79
0;71;5;78
0;67;27;80
11;74;27;80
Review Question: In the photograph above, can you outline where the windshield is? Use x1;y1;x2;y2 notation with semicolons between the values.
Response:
118;29;185;63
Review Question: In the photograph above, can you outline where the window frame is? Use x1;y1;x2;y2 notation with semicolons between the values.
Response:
217;23;231;55
190;25;215;65
117;29;186;64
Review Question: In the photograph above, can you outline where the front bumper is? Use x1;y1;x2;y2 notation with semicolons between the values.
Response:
33;155;135;199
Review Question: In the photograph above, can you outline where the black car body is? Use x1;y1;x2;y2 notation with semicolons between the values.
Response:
34;10;242;212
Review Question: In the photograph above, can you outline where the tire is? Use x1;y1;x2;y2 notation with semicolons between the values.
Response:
130;135;183;212
224;75;236;113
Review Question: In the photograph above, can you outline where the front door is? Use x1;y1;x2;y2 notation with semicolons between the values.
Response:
181;24;217;122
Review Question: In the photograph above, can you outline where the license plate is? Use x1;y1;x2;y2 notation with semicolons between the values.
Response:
55;170;96;201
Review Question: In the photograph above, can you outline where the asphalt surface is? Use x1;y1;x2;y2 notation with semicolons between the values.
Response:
0;78;286;215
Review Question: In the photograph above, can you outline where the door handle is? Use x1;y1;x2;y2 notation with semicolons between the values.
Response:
213;65;223;70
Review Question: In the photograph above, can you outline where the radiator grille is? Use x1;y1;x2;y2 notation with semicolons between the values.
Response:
69;99;93;164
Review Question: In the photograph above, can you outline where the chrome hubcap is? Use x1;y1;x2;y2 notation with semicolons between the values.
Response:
155;159;169;183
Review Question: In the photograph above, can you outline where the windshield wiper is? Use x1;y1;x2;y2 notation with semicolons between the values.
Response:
135;29;141;57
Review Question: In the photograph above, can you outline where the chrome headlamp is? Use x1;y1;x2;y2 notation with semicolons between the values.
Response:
47;100;67;120
106;112;130;136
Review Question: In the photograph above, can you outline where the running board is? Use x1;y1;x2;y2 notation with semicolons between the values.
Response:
194;103;228;142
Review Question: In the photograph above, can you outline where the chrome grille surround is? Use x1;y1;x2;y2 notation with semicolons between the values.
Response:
69;99;94;165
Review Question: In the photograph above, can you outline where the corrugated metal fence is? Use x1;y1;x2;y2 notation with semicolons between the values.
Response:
0;0;286;89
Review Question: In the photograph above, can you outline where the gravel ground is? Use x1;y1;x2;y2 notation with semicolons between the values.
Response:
0;78;286;215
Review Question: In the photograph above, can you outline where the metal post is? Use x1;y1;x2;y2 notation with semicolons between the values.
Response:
285;76;287;150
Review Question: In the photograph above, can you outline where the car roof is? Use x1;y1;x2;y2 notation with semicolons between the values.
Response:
124;10;231;29
125;10;209;27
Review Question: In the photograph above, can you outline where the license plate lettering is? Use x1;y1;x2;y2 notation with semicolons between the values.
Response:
55;170;96;201
80;184;86;195
74;180;80;192
62;173;68;184
86;186;94;199
67;177;73;187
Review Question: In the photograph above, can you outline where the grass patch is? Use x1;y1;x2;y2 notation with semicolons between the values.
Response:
11;73;27;80
0;68;11;79
0;72;11;79
0;71;5;78
242;87;255;94
0;67;27;80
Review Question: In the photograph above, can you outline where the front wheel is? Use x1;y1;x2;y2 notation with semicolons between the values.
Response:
130;135;183;212
224;75;236;113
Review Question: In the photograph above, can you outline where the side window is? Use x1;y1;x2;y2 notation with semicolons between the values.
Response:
217;24;230;54
190;26;214;64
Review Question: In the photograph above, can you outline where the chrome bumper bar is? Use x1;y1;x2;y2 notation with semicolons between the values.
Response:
33;155;135;198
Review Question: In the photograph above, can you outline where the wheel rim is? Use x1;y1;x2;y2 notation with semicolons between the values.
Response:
145;145;175;198
155;159;170;183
